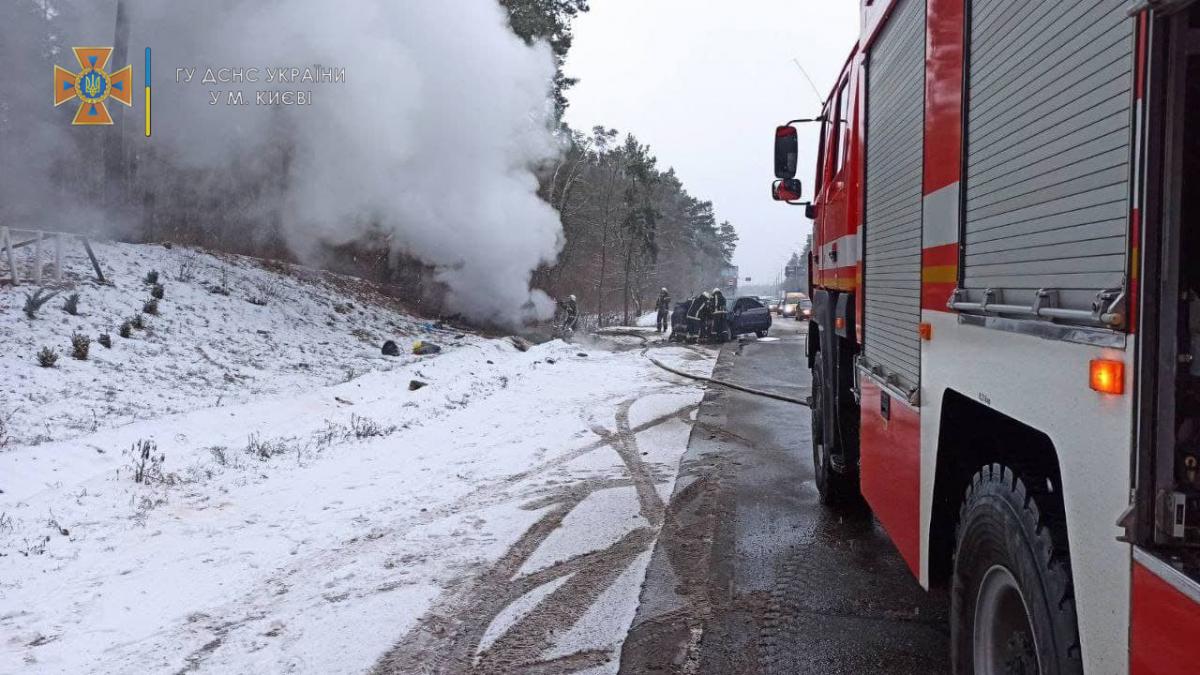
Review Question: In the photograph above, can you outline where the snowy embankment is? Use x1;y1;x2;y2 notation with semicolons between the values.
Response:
0;244;717;674
1;241;449;449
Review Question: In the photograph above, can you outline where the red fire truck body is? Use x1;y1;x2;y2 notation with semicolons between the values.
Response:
774;1;1200;672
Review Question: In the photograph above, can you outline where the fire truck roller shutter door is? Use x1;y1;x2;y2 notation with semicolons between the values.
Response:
961;0;1135;314
863;0;925;394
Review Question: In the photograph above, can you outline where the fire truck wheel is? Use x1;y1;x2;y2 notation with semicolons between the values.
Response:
810;352;855;505
951;464;1082;675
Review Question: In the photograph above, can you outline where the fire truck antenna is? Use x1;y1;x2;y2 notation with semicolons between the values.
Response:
790;58;825;111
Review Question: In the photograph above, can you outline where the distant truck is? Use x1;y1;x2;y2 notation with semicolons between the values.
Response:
779;291;807;318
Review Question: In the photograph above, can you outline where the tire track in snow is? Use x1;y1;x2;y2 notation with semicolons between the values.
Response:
372;393;696;674
150;395;698;674
589;401;664;527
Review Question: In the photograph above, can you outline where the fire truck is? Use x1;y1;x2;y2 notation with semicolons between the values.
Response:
771;0;1199;672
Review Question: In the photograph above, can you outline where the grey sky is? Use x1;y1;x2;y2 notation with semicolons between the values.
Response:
564;1;859;286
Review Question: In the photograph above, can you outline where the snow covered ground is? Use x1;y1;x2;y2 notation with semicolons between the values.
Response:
0;244;717;674
1;241;452;449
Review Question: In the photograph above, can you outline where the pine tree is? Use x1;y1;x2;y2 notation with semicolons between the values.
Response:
499;0;590;117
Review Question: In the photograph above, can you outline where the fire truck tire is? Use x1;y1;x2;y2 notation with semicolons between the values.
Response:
951;464;1082;675
810;352;857;505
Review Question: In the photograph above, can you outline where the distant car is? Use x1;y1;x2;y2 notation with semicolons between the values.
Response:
730;296;772;337
795;298;813;320
766;297;781;314
780;292;808;318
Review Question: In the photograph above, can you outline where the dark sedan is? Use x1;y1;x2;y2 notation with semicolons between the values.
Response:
729;296;772;337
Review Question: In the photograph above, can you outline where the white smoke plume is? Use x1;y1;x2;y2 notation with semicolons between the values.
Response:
9;1;566;325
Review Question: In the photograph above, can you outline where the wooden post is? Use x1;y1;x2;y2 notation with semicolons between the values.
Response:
80;237;106;282
1;227;15;286
54;233;63;283
32;231;43;285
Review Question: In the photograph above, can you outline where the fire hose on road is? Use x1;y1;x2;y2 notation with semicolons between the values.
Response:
590;327;811;407
646;355;811;407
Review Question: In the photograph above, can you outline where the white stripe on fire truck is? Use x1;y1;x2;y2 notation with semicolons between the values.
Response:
818;233;860;269
921;181;959;250
1133;546;1200;605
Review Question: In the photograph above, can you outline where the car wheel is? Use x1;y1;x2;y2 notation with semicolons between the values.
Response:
756;330;767;338
952;464;1082;675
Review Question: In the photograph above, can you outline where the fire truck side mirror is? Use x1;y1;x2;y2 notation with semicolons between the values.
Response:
772;178;803;202
775;125;799;179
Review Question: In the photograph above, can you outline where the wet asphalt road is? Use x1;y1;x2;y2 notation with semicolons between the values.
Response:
619;320;949;674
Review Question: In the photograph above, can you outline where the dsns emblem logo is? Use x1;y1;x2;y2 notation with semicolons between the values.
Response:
53;47;132;125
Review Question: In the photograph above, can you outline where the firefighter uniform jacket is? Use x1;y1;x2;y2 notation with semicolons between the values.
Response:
711;293;727;314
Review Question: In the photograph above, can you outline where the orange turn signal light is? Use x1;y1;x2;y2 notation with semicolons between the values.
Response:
1089;359;1124;395
918;322;933;341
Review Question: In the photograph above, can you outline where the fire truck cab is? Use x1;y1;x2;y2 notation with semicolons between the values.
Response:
774;1;1200;672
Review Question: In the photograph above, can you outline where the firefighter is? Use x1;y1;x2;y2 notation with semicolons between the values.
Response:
560;294;579;333
655;288;672;334
686;292;710;343
709;288;729;342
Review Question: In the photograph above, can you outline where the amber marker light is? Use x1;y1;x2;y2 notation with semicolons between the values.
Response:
918;322;933;341
1089;359;1124;395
